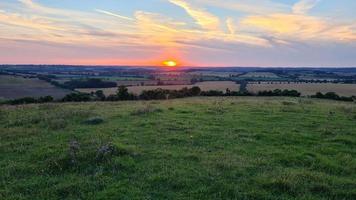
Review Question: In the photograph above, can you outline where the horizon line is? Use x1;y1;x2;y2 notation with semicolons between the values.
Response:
1;64;356;69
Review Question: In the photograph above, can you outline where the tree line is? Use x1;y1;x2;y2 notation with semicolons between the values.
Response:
2;86;355;105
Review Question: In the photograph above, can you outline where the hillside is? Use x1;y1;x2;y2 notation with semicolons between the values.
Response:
1;97;356;199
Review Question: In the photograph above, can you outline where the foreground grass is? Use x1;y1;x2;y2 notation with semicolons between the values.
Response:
0;97;355;200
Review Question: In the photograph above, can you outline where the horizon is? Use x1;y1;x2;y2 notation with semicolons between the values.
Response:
0;0;356;67
1;64;356;69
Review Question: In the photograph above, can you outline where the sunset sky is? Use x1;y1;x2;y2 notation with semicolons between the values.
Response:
0;0;355;67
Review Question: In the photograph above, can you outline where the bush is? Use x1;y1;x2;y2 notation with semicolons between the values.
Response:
62;93;91;102
95;143;120;163
117;86;137;100
201;90;224;96
38;96;54;103
311;92;354;102
258;89;300;97
84;117;104;125
7;97;37;105
95;90;106;101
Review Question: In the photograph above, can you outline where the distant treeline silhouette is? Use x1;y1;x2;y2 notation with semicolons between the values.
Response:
38;75;117;90
2;86;356;105
2;86;355;105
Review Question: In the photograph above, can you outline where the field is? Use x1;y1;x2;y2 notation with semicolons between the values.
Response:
188;71;241;77
240;72;279;78
77;81;240;95
248;83;356;96
0;75;71;99
1;97;356;199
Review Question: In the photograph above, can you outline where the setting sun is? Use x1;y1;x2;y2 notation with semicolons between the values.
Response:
163;60;177;67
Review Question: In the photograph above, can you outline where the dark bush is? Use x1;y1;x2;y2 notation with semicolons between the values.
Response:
95;143;120;163
258;89;300;97
38;96;54;103
117;86;137;100
8;97;37;105
62;93;91;102
201;90;224;96
84;117;104;125
95;90;106;101
311;92;354;102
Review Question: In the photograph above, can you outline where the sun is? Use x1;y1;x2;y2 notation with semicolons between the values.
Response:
162;60;177;67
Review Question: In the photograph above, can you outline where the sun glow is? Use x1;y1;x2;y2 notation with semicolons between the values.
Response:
163;60;178;67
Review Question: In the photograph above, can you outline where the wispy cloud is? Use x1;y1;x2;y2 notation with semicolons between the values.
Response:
95;9;134;21
293;0;321;15
241;13;356;42
168;0;220;30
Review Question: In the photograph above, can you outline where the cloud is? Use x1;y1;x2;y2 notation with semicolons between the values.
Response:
293;0;320;15
241;13;356;42
95;9;134;21
168;0;220;30
226;17;236;35
194;0;289;14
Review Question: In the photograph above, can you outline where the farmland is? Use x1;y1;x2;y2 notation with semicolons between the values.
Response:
0;75;71;99
247;83;356;96
1;97;356;199
240;72;280;78
77;81;240;95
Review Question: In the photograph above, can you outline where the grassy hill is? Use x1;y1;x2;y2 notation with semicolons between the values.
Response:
1;97;355;199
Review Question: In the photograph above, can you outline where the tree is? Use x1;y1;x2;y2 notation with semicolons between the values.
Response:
117;86;129;100
95;90;106;101
190;86;201;96
117;86;136;100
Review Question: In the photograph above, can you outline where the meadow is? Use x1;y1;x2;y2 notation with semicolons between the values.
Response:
1;97;355;199
247;83;356;96
77;81;240;95
0;75;71;99
240;72;280;78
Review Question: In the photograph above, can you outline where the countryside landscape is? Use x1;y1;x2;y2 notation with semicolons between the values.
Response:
1;0;356;199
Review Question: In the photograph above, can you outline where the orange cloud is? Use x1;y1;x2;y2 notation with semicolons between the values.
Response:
241;14;356;42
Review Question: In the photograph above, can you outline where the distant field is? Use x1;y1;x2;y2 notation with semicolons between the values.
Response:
248;83;356;96
0;75;71;99
240;72;279;78
188;71;241;77
77;81;240;95
1;97;356;199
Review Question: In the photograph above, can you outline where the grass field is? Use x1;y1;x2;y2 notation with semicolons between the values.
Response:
248;83;356;96
1;97;356;199
0;75;71;99
77;81;240;95
240;72;279;78
188;71;242;77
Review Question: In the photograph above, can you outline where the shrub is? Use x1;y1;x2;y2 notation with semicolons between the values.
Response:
8;97;37;105
311;92;354;102
117;86;137;100
201;90;224;96
62;93;91;102
95;90;106;101
95;143;120;163
84;117;104;125
38;96;54;103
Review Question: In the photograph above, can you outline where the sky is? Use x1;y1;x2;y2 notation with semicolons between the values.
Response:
0;0;355;67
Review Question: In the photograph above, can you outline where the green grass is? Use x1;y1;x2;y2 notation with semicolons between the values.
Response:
1;97;356;199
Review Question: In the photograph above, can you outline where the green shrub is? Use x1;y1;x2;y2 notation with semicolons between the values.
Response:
84;117;104;125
